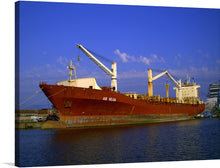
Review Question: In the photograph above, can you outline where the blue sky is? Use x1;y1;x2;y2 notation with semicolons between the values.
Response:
17;1;220;109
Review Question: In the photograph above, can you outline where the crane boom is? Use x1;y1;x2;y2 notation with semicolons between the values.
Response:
76;44;117;91
152;71;167;81
148;69;182;100
76;44;114;76
166;72;180;88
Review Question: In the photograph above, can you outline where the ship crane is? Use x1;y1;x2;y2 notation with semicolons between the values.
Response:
76;44;117;91
148;69;182;101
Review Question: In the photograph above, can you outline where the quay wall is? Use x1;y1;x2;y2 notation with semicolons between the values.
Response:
15;109;51;129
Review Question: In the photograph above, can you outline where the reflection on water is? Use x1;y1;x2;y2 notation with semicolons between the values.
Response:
16;118;220;167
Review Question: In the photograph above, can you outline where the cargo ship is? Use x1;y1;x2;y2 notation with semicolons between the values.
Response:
40;44;205;128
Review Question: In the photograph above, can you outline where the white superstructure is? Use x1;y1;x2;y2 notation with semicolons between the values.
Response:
174;83;200;99
57;77;101;90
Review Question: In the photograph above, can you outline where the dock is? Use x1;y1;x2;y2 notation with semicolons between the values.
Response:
15;109;51;129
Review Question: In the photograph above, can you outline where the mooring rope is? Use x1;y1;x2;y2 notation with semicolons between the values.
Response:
20;87;65;109
17;88;42;106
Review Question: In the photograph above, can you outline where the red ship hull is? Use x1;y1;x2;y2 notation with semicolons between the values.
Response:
40;83;205;128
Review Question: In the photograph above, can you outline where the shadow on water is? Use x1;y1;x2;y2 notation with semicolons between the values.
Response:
16;118;220;167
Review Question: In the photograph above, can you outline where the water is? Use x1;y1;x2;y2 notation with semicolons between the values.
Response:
15;118;220;167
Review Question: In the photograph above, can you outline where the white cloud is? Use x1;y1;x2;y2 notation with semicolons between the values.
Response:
114;49;165;65
139;56;150;65
174;53;182;66
152;54;157;59
21;62;68;80
117;66;219;87
57;56;68;66
150;54;165;63
167;66;220;80
114;49;132;63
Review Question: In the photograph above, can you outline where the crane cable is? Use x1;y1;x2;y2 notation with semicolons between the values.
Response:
151;68;179;80
84;47;113;63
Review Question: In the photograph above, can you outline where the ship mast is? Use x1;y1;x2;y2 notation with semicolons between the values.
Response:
68;59;77;81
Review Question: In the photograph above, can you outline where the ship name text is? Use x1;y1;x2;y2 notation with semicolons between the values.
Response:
103;97;116;102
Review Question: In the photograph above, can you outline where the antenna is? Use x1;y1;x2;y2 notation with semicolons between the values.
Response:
68;59;77;81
